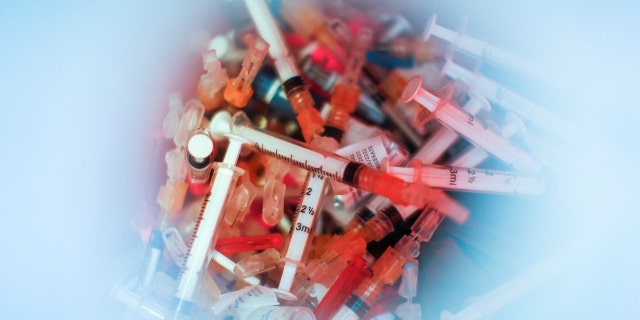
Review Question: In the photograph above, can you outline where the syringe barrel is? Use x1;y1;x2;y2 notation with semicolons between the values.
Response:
186;154;212;186
216;233;283;254
172;163;243;317
229;112;429;206
432;102;542;173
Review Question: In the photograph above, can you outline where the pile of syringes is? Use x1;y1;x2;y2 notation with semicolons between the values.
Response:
112;1;562;319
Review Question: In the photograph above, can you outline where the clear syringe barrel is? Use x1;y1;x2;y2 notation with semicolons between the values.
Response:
226;112;430;206
386;164;545;195
425;14;549;81
243;0;296;79
401;76;542;174
280;0;347;63
444;61;560;133
279;171;327;291
173;142;244;316
186;129;215;186
413;91;491;164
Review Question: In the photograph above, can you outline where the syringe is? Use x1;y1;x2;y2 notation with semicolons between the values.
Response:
401;76;542;174
424;14;550;81
414;91;491;164
440;256;563;320
383;161;545;195
279;170;327;292
344;121;476;237
442;60;561;134
279;28;375;291
243;0;325;142
139;97;198;289
280;0;347;64
172;128;246;317
207;111;431;208
448;112;526;168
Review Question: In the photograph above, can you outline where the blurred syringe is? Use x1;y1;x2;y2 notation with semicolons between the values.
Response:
401;76;542;174
279;28;373;292
383;161;545;195
243;0;325;142
172;128;245;318
424;14;550;81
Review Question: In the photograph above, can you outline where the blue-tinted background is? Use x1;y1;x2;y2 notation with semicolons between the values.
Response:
0;1;638;319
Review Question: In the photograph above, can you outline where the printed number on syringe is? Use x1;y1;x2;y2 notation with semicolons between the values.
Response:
295;223;312;233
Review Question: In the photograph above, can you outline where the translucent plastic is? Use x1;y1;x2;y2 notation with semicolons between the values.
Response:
396;302;422;320
262;158;290;226
243;0;295;77
156;180;188;214
413;91;491;165
173;100;205;149
411;207;445;243
279;170;327;292
378;71;409;104
173;156;244;317
304;255;348;288
326;28;372;130
371;247;406;286
382;36;440;61
334;251;404;317
394;235;421;261
186;129;214;185
162;227;188;267
248;306;316;320
215;233;283;254
209;250;261;286
321;229;368;262
163;93;184;139
280;0;347;63
208;30;237;61
314;256;371;320
402;76;542;173
198;50;228;110
353;164;432;207
224;34;270;108
443;61;560;133
165;148;187;183
234;248;281;278
340;28;372;88
386;162;546;195
223;173;256;226
221;111;430;207
398;262;418;299
359;213;395;243
289;89;324;142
